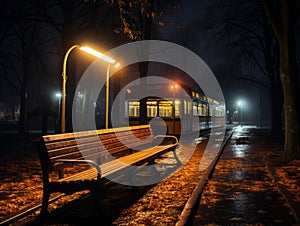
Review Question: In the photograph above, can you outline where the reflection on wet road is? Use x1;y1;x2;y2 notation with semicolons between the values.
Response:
192;126;295;225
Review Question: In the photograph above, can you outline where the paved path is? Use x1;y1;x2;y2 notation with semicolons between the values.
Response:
191;126;296;225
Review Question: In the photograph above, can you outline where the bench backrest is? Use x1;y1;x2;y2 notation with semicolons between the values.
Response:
38;125;154;172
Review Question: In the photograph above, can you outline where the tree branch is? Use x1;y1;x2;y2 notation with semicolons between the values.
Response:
260;0;280;43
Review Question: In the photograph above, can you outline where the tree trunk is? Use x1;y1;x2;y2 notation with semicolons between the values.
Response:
19;87;28;134
270;80;283;136
61;0;76;132
279;48;300;160
139;62;149;125
138;0;153;125
19;36;30;135
262;11;283;136
261;0;300;160
277;1;300;160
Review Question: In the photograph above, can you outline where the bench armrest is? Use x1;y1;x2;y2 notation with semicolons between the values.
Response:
53;159;102;175
153;135;179;145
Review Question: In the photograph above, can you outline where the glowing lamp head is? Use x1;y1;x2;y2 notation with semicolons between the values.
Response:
79;46;116;64
171;84;179;89
113;62;121;69
55;93;62;98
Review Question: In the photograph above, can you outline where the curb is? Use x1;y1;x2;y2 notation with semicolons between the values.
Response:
266;164;300;224
175;128;235;226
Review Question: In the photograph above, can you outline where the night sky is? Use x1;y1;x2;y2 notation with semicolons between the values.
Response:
0;0;274;128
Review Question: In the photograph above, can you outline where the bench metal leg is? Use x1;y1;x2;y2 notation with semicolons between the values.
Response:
91;187;99;208
173;150;182;165
91;181;104;216
149;159;162;178
40;188;50;216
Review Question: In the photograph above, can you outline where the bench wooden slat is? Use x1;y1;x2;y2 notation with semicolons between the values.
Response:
59;144;176;183
36;124;178;215
42;125;151;142
46;131;153;161
47;138;149;161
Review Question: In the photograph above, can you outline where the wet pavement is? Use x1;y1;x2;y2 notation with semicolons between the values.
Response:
191;126;296;225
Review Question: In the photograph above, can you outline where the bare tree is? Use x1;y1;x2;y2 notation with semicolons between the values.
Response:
0;7;52;134
189;1;284;133
192;0;300;160
102;0;181;124
0;0;181;133
261;0;300;160
21;0;116;132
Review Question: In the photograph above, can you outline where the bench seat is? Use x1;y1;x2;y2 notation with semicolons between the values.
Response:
56;143;176;183
36;125;179;215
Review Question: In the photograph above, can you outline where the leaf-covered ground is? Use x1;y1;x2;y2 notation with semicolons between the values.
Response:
0;136;207;225
0;153;43;218
0;127;299;225
0;152;94;220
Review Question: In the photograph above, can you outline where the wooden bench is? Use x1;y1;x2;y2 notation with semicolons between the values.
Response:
36;124;180;215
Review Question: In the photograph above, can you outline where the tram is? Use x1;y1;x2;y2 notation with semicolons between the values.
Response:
124;83;225;135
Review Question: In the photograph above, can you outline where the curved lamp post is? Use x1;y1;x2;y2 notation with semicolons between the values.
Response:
170;84;178;134
61;45;120;133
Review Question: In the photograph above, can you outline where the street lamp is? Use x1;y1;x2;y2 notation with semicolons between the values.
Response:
61;45;120;133
237;100;243;126
55;92;62;131
170;84;179;134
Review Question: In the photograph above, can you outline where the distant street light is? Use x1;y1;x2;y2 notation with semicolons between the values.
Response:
55;92;62;131
237;100;243;126
226;110;231;124
55;92;62;110
61;45;120;133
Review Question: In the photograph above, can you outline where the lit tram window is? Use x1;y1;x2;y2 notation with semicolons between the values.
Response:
159;101;172;117
220;108;224;116
215;107;224;116
175;100;180;117
193;101;198;116
188;101;191;114
147;101;157;117
209;105;214;116
198;102;202;116
199;102;207;116
202;103;208;116
128;101;140;117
